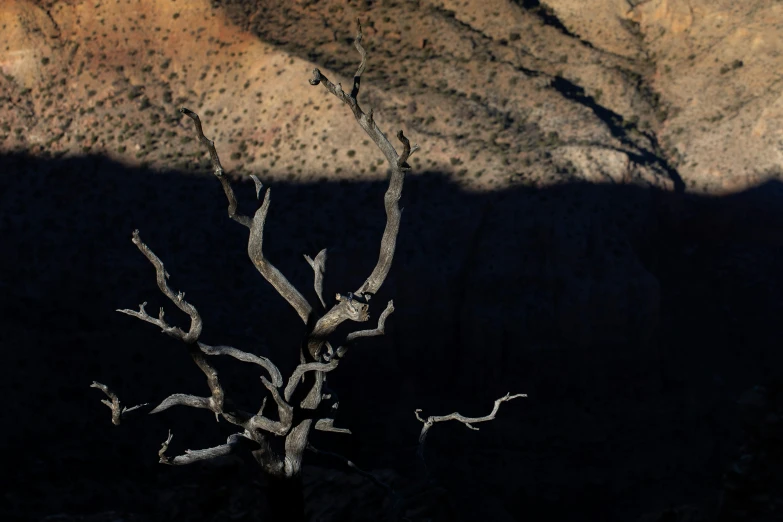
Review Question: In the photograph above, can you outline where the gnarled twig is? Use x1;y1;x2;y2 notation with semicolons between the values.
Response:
180;108;251;228
90;381;148;426
415;393;527;458
159;431;259;466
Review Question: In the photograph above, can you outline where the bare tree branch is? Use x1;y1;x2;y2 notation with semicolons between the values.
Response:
250;376;294;436
345;299;395;344
182;107;315;326
349;23;367;100
396;130;419;171
90;381;148;426
257;18;415;478
180;107;312;324
111;229;297;455
115;233;225;419
303;248;328;309
117;230;203;343
149;393;212;414
309;19;417;301
198;342;283;388
159;431;259;465
180;108;252;228
250;174;264;200
302;292;372;362
415;393;527;458
248;188;315;325
283;359;339;403
188;345;226;419
329;299;395;360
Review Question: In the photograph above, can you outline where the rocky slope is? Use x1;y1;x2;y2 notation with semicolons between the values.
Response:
1;0;671;192
547;0;783;192
4;0;781;194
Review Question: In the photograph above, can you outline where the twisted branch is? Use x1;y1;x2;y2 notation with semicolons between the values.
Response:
159;431;260;466
118;230;203;343
247;188;314;325
415;393;527;458
180;108;252;228
199;342;283;388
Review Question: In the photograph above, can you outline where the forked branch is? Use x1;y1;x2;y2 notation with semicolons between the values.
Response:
118;230;203;344
309;19;418;300
180;109;315;326
90;382;148;425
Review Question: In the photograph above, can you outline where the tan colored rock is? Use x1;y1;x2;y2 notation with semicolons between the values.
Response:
542;0;783;192
545;0;644;59
0;0;59;87
631;0;783;192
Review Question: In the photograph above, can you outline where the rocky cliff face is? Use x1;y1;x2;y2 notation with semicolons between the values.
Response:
548;0;783;192
3;0;781;187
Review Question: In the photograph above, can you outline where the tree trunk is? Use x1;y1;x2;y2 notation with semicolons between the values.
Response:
266;473;305;522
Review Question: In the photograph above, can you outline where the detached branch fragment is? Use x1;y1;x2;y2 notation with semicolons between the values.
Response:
415;393;527;457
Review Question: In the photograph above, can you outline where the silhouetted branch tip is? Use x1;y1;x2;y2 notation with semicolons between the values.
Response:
250;174;263;200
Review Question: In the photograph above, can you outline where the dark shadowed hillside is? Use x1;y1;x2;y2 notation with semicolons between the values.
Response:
2;152;783;521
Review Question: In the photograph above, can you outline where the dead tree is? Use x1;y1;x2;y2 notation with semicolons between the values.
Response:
91;20;411;520
92;20;523;521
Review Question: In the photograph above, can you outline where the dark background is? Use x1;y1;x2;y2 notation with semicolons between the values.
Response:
1;153;782;521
